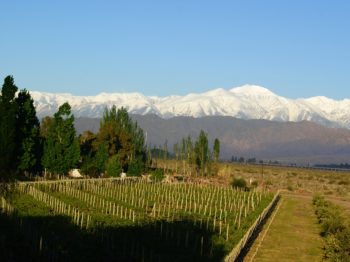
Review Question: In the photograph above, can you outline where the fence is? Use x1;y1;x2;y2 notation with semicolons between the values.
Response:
224;190;280;262
0;196;15;215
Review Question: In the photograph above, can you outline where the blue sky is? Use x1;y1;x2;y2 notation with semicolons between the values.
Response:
1;1;350;99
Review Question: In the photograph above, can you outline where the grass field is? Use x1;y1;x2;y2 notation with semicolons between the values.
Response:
245;194;323;262
157;160;350;200
218;163;350;199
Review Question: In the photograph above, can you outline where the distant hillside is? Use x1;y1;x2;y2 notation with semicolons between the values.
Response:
74;115;350;165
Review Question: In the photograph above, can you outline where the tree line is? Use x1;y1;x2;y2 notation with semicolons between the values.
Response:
0;76;146;181
0;76;41;180
152;131;220;176
0;75;222;180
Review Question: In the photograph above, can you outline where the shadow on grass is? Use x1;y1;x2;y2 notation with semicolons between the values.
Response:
0;213;226;262
236;195;280;262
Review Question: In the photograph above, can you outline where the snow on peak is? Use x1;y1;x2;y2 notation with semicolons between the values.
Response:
304;96;335;104
203;88;230;96
230;84;276;96
29;85;350;129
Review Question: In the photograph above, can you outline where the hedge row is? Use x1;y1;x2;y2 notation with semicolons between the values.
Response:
313;195;350;262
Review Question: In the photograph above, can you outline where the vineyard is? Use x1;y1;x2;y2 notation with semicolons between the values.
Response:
0;178;276;261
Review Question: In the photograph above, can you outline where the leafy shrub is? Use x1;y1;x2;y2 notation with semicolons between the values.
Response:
328;179;336;184
338;180;350;185
231;178;247;189
313;195;350;261
80;155;98;177
150;169;164;182
127;160;143;176
287;184;294;191
265;180;273;186
335;227;350;259
321;212;345;236
106;155;122;177
251;180;258;187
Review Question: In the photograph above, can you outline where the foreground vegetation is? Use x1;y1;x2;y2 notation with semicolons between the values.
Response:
313;195;350;261
0;178;274;261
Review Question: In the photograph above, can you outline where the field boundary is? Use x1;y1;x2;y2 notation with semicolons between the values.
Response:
224;191;280;262
17;176;136;185
247;198;284;261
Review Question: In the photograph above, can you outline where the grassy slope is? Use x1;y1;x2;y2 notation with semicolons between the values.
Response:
245;194;323;262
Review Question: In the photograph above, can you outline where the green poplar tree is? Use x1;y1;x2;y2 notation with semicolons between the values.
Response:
186;136;194;176
0;76;18;178
173;142;179;172
15;89;41;174
195;130;209;176
106;154;122;177
94;142;109;175
42;102;80;175
181;137;187;174
129;121;146;174
213;138;220;162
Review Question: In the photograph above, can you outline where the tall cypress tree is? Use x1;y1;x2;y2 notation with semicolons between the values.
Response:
42;102;80;175
213;138;220;162
0;76;18;178
195;130;209;176
15;89;41;174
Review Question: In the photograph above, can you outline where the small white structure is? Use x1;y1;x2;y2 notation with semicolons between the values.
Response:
69;169;83;178
120;172;127;179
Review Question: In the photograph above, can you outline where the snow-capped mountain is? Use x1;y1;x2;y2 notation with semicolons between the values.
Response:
30;85;350;129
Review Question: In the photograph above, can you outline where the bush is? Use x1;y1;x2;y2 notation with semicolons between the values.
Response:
335;227;350;259
150;169;164;182
338;180;350;185
265;180;273;186
231;178;247;189
313;195;350;261
80;156;98;177
321;212;346;236
106;155;122;177
251;180;258;187
127;160;143;176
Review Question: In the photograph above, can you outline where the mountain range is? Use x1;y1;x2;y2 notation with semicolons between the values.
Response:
30;85;350;129
28;85;350;164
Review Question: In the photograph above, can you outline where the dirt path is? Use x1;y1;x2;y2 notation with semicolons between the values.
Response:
244;194;323;262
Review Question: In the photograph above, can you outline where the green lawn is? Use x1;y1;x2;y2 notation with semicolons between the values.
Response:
245;194;323;262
